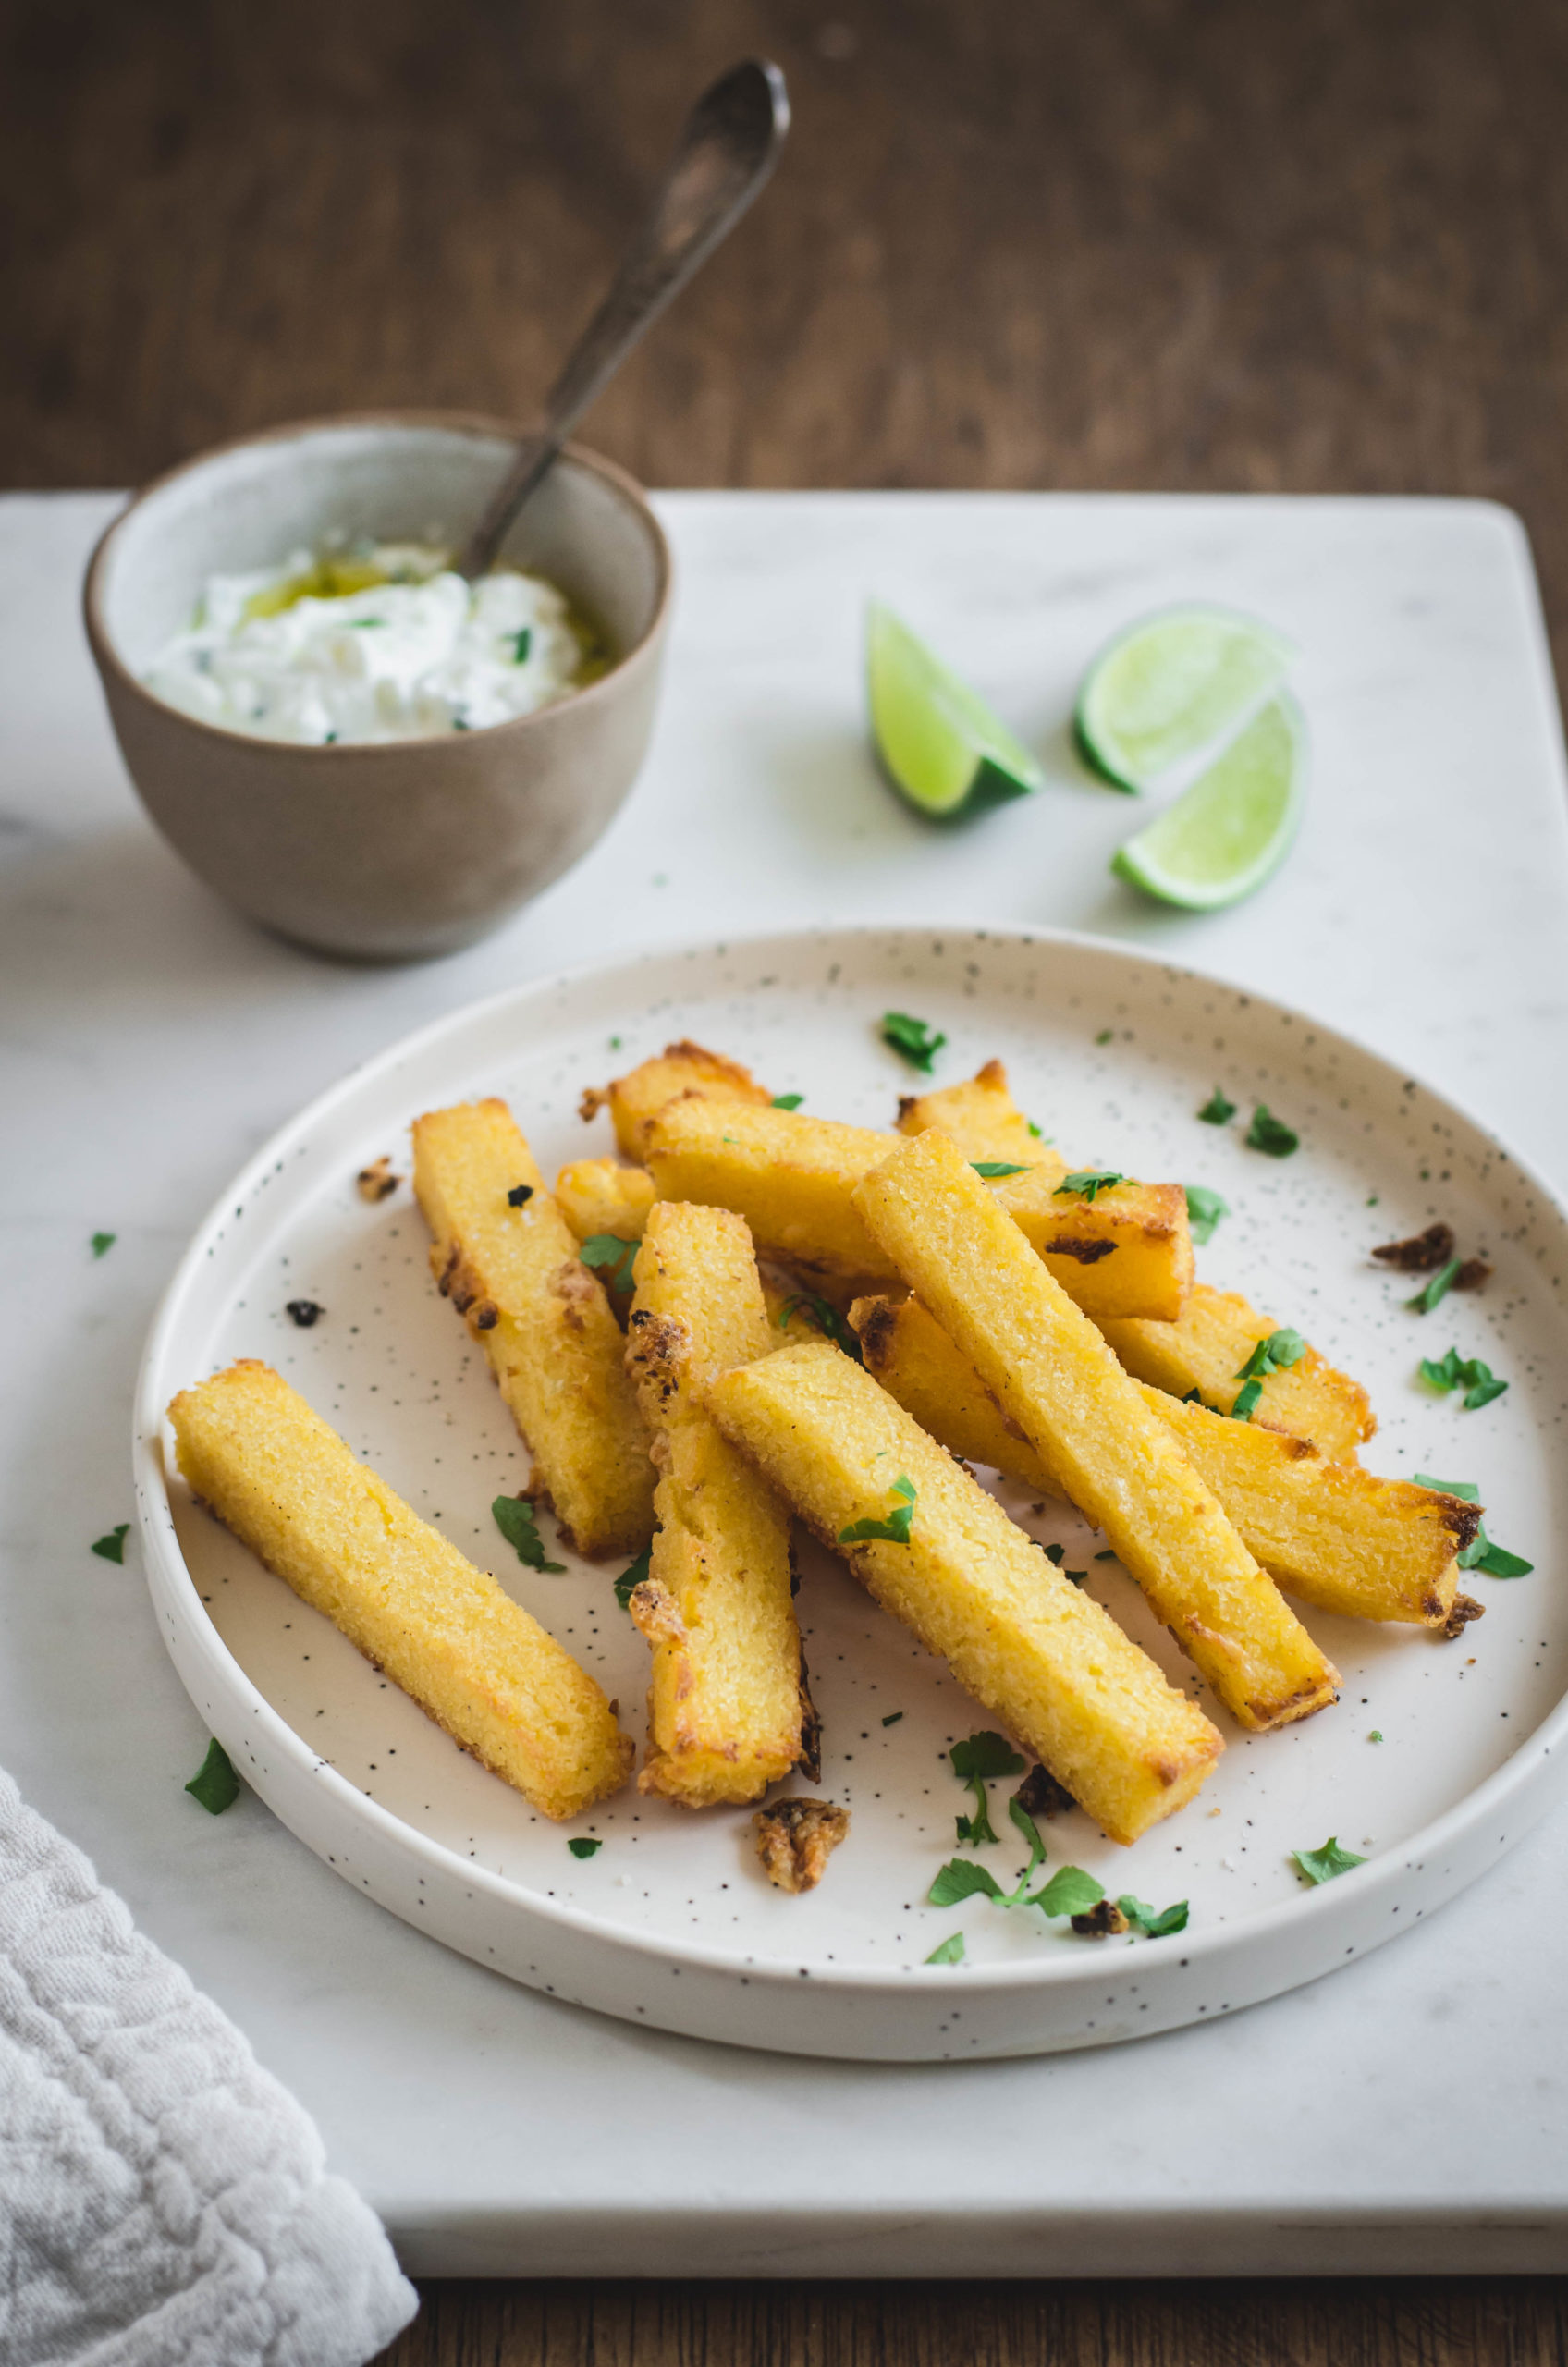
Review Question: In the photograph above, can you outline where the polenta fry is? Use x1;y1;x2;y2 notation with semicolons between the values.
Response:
625;1202;812;1806
582;1038;774;1158
851;1293;1468;1626
895;1061;1194;1322
851;1130;1341;1731
554;1157;657;1245
708;1340;1222;1844
411;1098;655;1558
168;1361;632;1819
1098;1284;1376;1461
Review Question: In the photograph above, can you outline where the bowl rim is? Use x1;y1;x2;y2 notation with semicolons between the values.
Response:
80;409;673;760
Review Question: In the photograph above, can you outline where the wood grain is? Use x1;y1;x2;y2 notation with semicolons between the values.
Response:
371;2278;1568;2367
5;5;1565;2358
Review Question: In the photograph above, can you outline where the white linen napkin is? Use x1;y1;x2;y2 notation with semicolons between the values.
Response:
0;1763;417;2366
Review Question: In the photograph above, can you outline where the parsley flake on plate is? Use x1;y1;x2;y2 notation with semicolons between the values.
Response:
185;1738;239;1816
1053;1170;1126;1202
881;1711;904;1726
1096;1028;1114;1045
776;1291;862;1360
615;1545;652;1610
1419;1348;1509;1410
880;1011;947;1073
771;1092;804;1110
1184;1184;1230;1245
92;1524;129;1564
1292;1836;1366;1884
949;1730;1024;1846
925;1932;966;1964
568;1837;601;1859
928;1858;1004;1906
1197;1088;1237;1126
1413;1476;1534;1577
972;1160;1032;1179
1245;1104;1299;1157
1030;1866;1105;1919
839;1473;917;1548
493;1494;566;1574
1407;1258;1462;1315
91;1231;116;1258
1118;1894;1190;1937
511;627;532;664
580;1233;638;1292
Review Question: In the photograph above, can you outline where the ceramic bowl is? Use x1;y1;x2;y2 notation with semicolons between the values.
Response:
83;413;672;962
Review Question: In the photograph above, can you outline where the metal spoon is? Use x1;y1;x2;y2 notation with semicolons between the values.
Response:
460;57;790;580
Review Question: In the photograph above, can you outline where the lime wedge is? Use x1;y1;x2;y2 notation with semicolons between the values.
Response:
1076;606;1296;793
868;601;1042;820
1110;694;1307;910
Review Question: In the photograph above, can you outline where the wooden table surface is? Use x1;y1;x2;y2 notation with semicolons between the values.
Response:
5;1;1565;2357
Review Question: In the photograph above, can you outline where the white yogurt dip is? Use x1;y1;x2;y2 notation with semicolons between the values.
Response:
141;543;598;744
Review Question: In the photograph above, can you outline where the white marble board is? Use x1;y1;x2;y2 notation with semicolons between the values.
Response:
4;490;1568;2272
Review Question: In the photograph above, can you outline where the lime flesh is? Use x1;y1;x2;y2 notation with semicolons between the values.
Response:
868;601;1042;819
1077;606;1295;793
1111;694;1307;910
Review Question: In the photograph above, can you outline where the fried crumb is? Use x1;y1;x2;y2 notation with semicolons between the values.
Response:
356;1154;400;1204
1453;1257;1492;1291
1072;1899;1129;1938
1016;1762;1076;1821
753;1797;850;1893
1441;1594;1486;1640
1372;1222;1454;1271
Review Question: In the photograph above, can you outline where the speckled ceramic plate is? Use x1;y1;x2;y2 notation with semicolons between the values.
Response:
135;926;1568;2060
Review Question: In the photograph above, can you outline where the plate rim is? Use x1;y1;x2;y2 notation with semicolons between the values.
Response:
133;918;1568;2003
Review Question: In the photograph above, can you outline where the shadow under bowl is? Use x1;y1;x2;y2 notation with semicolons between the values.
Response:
83;412;672;962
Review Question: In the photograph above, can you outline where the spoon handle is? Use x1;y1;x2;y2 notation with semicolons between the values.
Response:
461;58;790;579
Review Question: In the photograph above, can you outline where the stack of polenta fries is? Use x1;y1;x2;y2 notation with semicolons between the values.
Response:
167;1037;1485;1877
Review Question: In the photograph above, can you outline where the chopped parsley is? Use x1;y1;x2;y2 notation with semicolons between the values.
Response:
91;1231;116;1258
91;1524;129;1564
1407;1258;1462;1315
1043;1542;1065;1563
1368;1730;1383;1743
1118;1895;1189;1937
1053;1170;1125;1202
1184;1184;1230;1245
881;1711;904;1726
1031;1866;1105;1918
568;1836;601;1859
615;1546;652;1610
492;1495;566;1573
771;1092;804;1110
777;1291;862;1360
1237;1328;1306;1380
949;1730;1024;1845
580;1233;638;1292
1231;1379;1264;1420
925;1932;966;1963
1413;1474;1533;1576
1245;1104;1299;1158
880;1011;947;1073
507;1183;533;1208
1096;1028;1114;1045
839;1473;917;1547
1292;1836;1366;1884
929;1858;1004;1905
185;1738;239;1816
511;627;533;663
1094;1549;1118;1561
1418;1348;1509;1410
972;1160;1031;1179
1197;1088;1237;1125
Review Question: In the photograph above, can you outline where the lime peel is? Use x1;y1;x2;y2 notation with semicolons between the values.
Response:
867;601;1042;821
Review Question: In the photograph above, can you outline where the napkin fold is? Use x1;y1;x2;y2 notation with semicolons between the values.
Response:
0;1763;417;2367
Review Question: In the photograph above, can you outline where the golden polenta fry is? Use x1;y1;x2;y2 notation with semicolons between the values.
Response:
411;1099;655;1559
625;1203;811;1807
708;1341;1221;1845
581;1038;774;1158
896;1061;1194;1323
554;1158;656;1245
851;1294;1467;1627
1098;1284;1376;1461
852;1131;1340;1732
168;1361;632;1819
